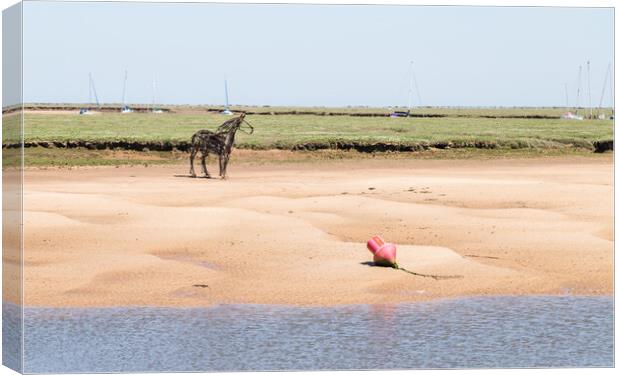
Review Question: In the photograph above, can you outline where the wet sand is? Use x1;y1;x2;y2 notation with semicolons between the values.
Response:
13;155;613;307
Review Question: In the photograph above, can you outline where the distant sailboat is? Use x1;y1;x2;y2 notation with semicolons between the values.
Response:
80;73;99;115
120;70;133;113
221;79;233;115
151;77;163;114
561;111;583;120
562;65;584;120
391;61;417;118
596;62;613;120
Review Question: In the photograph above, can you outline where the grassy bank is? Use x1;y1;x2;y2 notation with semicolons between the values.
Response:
20;112;613;148
10;145;612;168
1;109;613;166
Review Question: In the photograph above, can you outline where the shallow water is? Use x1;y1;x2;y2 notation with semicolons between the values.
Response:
4;296;614;372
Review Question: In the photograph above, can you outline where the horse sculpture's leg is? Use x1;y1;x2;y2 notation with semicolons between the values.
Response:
189;147;197;177
218;152;226;178
217;154;222;177
221;152;231;179
201;151;211;178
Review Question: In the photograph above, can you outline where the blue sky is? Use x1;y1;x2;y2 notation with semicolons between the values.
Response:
21;1;614;107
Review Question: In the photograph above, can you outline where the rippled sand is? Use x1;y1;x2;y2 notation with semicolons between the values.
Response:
13;155;613;307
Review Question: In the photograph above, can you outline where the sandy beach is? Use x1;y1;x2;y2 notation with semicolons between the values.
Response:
12;155;613;307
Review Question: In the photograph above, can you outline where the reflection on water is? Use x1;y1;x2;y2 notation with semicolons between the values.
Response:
7;296;614;372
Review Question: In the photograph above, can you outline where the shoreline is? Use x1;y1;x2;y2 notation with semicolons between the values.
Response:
5;156;613;308
5;294;614;310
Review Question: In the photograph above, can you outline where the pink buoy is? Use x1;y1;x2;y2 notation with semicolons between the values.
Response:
366;235;463;280
366;235;397;267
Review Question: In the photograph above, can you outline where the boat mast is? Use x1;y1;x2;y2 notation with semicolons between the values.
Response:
121;70;128;108
152;77;157;112
89;73;100;109
564;83;569;109
587;61;592;118
576;65;582;114
88;73;93;109
597;62;611;117
224;79;230;111
609;63;614;117
407;61;414;112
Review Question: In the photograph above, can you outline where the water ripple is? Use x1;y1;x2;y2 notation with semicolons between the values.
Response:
4;296;613;372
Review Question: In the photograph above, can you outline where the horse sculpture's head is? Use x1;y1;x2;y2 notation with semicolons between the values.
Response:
217;113;254;135
238;113;254;135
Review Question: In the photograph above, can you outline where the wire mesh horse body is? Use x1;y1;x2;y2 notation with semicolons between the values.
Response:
189;114;253;179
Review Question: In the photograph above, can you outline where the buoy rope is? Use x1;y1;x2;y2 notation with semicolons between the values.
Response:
393;263;463;280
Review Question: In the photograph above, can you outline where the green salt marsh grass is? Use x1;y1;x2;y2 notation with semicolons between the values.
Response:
2;108;613;166
21;112;613;149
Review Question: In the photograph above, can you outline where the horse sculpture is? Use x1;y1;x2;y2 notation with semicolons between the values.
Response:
189;113;254;179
